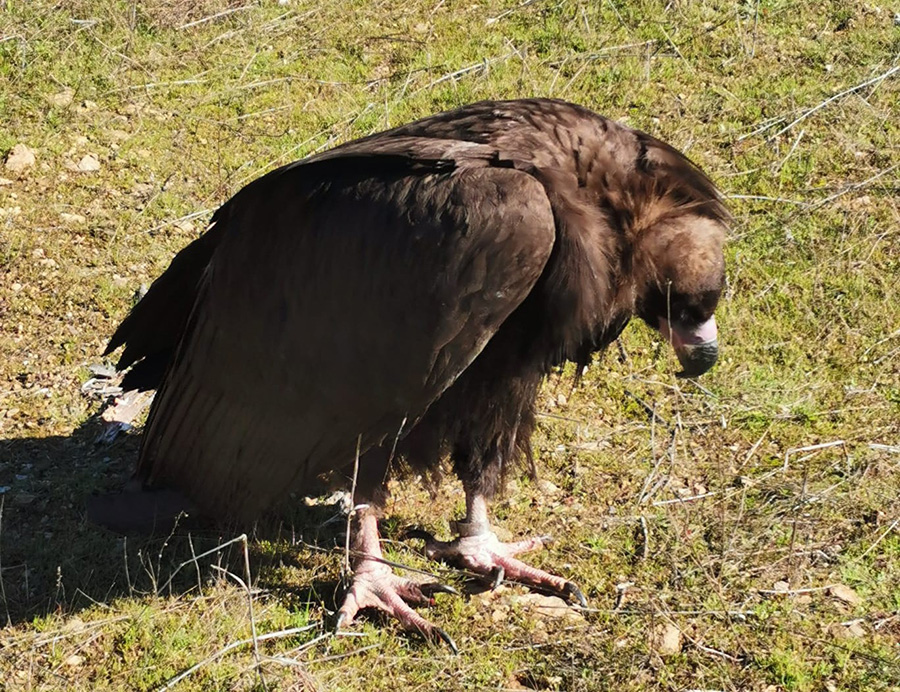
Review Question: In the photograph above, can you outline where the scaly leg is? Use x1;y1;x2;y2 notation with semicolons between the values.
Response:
335;508;458;652
408;491;586;606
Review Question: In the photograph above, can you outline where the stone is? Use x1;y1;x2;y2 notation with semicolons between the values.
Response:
5;144;35;173
650;622;682;655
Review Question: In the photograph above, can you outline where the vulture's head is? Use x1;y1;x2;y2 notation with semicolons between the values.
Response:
632;212;726;378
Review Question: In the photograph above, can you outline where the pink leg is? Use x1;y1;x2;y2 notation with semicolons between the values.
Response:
336;509;458;652
408;492;586;607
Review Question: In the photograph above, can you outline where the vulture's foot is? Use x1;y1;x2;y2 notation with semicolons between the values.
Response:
335;557;458;653
337;509;457;652
407;529;587;608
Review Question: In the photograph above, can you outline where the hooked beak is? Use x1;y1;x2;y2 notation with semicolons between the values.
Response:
658;315;719;378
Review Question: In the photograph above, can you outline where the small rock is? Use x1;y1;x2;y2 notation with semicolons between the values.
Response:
510;593;584;622
650;622;682;655
835;620;866;638
64;654;84;667
76;154;101;172
796;594;813;605
828;584;861;606
173;219;196;233
537;479;560;495
773;580;791;593
60;212;87;224
0;177;13;186
5;143;35;173
47;88;75;107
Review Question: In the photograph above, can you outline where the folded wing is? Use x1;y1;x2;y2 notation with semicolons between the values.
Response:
132;141;557;520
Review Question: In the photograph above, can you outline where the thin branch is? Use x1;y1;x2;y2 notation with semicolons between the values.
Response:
177;6;255;31
769;64;900;140
155;625;317;691
855;518;900;561
344;436;362;576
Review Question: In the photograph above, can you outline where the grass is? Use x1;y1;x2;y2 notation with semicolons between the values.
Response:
1;0;899;689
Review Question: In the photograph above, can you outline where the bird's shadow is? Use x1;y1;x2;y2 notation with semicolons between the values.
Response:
0;417;352;628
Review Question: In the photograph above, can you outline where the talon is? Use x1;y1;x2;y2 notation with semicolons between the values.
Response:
433;626;459;655
490;566;505;590
403;527;436;543
564;582;588;608
333;610;348;633
421;582;459;597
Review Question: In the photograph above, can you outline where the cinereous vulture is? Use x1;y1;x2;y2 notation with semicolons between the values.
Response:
96;98;728;651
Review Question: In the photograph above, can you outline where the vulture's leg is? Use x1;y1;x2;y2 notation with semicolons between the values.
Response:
409;489;587;607
335;492;458;652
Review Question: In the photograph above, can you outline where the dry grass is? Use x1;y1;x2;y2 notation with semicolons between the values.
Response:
1;0;899;689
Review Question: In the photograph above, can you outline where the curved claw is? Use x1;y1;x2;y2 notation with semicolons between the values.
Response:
403;527;436;543
432;626;459;655
564;581;588;608
333;610;349;633
490;565;505;591
421;582;459;597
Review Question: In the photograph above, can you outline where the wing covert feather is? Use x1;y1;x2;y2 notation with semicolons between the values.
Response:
138;156;556;520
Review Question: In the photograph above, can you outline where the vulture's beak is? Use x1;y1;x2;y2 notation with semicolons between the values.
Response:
658;315;719;378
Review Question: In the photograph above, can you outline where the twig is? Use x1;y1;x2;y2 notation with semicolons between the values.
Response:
652;491;716;507
637;408;667;504
757;583;839;595
418;52;515;91
485;0;539;24
177;6;255;31
157;534;249;596
783;440;845;472
769;64;900;140
209;542;265;690
344;436;362;577
155;625;317;691
772;129;805;173
855;518;900;561
805;163;900;212
869;443;900;454
306;643;382;663
242;535;264;689
862;329;900;358
145;209;213;235
725;194;809;207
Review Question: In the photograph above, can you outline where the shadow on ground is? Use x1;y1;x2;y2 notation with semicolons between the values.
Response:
0;419;348;627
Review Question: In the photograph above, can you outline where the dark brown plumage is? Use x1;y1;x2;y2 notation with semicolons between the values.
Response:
99;98;728;644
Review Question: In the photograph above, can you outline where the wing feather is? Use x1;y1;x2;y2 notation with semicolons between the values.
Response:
137;149;556;520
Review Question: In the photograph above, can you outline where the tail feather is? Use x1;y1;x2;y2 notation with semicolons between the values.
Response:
105;211;227;383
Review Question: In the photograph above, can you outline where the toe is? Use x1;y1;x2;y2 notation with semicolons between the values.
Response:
420;582;460;597
564;581;588;608
506;535;552;555
335;601;358;631
432;627;459;655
